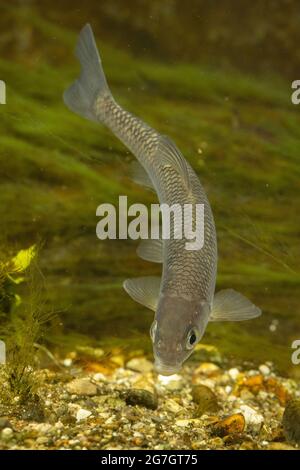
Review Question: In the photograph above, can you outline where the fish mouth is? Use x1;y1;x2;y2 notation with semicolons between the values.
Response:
154;359;181;376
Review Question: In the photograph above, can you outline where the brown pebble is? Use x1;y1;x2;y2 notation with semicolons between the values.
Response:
191;384;220;417
124;389;158;410
211;413;245;437
282;398;300;444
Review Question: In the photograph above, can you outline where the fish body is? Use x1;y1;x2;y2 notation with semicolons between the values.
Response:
64;24;261;375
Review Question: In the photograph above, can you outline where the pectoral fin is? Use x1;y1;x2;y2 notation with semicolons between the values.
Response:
137;238;163;263
123;276;161;311
210;289;261;322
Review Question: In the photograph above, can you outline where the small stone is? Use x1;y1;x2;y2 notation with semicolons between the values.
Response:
238;405;264;434
239;441;257;450
36;436;49;445
34;423;53;434
132;375;155;393
211;413;245;437
209;437;224;448
125;389;158;410
76;409;92;422
267;442;295;450
282;398;300;444
76;346;104;361
165;399;183;414
228;368;240;380
109;354;124;367
66;378;97;396
238;374;264;395
240;388;255;401
259;364;270;376
93;372;107;382
1;427;13;441
126;357;153;373
194;362;221;377
63;358;72;367
265;377;290;405
60;414;76;426
191;384;220;417
192;344;222;364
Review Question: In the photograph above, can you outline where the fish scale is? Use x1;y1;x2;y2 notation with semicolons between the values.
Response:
95;93;217;303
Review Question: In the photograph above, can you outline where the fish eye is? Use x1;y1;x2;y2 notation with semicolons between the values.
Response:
186;328;198;350
150;320;157;342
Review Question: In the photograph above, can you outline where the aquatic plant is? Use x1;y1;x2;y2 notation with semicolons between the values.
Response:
0;245;53;404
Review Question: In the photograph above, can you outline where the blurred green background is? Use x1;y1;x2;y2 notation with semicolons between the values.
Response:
0;0;299;374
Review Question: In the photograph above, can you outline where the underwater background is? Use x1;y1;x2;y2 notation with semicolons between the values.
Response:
0;0;300;379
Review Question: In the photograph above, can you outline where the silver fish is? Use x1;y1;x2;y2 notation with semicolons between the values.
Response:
64;24;261;376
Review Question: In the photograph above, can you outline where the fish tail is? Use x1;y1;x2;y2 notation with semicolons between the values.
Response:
63;23;111;122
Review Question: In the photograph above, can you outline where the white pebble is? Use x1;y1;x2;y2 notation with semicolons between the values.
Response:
93;372;107;382
1;428;13;440
228;368;239;380
225;385;232;394
239;405;264;434
63;358;72;367
259;364;270;376
76;409;92;422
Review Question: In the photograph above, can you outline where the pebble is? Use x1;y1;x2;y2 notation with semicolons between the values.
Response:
193;362;221;377
259;364;270;376
267;442;296;450
66;378;98;396
63;358;72;367
228;368;240;380
238;405;264;434
191;384;220;417
93;372;107;382
1;428;13;441
36;436;49;445
282;398;300;443
211;413;245;437
126;357;153;373
125;389;158;410
240;388;255;401
165;399;183;414
76;409;92;422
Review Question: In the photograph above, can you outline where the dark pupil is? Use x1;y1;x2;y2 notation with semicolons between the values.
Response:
189;333;196;345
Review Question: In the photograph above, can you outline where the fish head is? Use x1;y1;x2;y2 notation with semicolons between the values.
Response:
150;294;210;375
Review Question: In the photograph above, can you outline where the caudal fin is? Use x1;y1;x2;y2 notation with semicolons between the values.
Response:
63;23;110;122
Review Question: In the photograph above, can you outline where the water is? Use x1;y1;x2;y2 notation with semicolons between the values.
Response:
0;2;299;378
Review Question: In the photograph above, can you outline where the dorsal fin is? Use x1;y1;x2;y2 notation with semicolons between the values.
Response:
157;135;190;190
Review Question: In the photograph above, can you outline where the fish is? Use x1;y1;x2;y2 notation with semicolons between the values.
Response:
64;24;261;376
